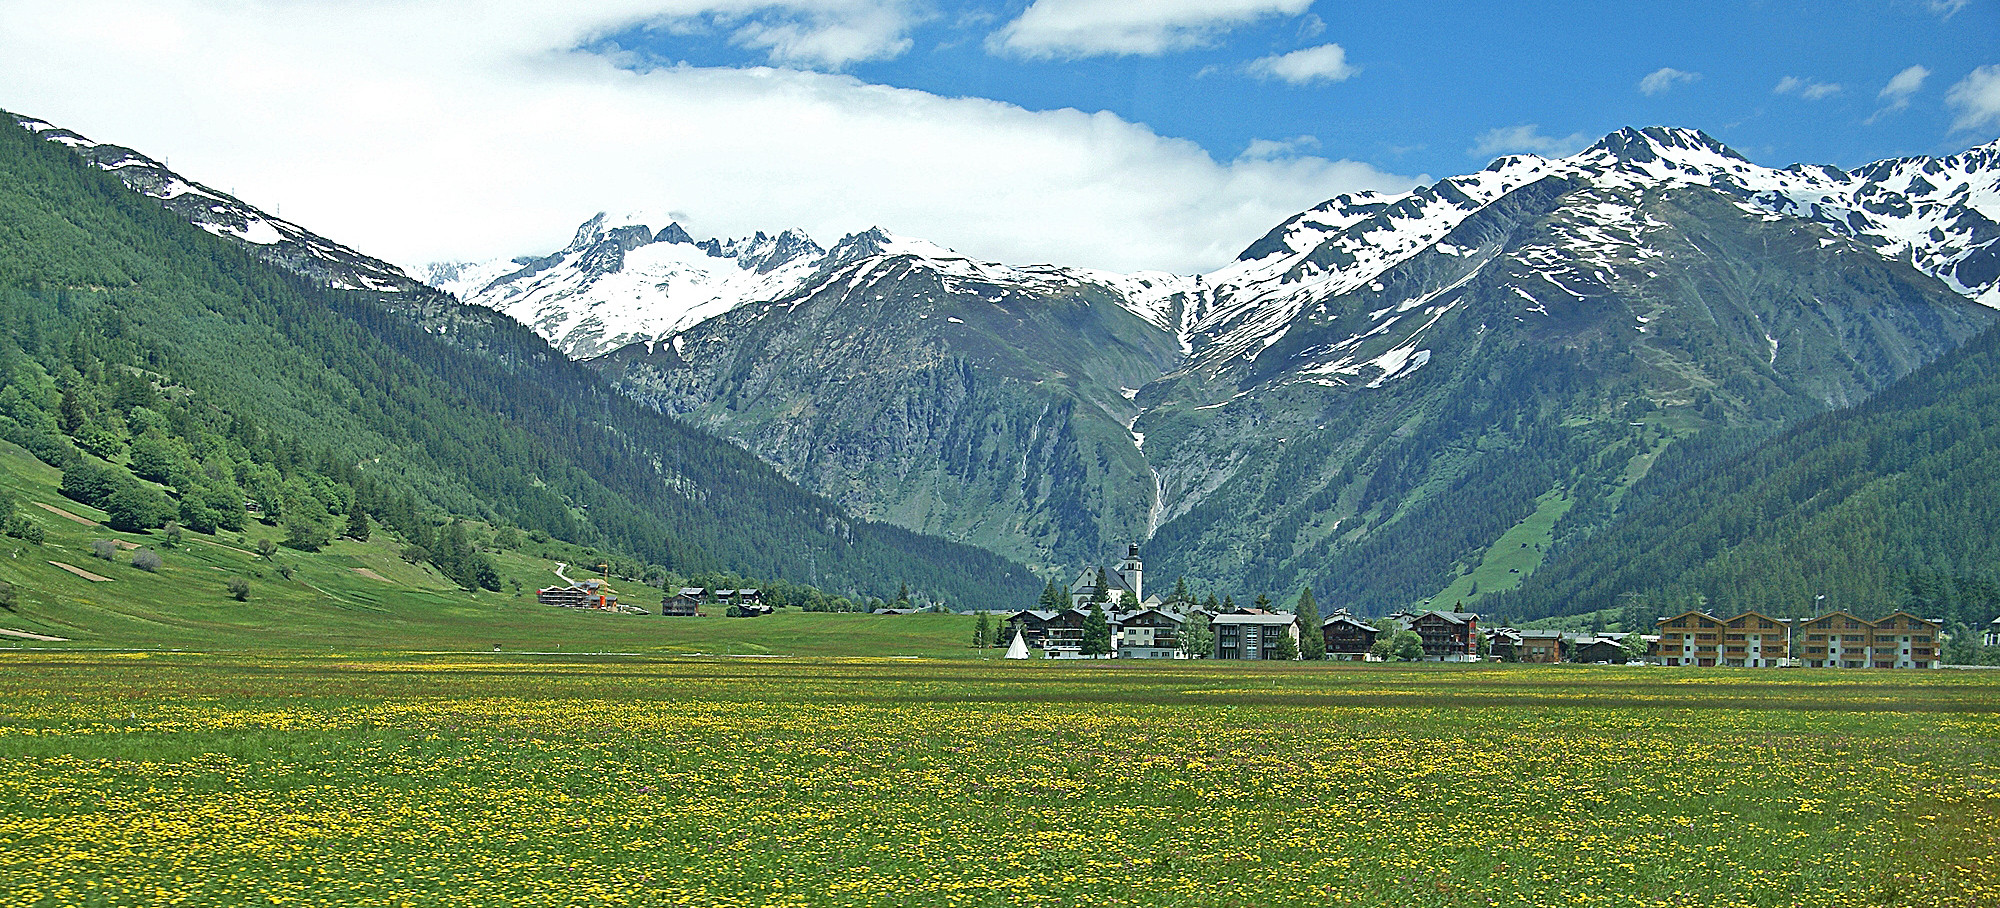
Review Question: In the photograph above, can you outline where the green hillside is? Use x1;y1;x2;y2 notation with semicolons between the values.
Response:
0;437;987;654
1488;320;2000;637
0;113;1037;619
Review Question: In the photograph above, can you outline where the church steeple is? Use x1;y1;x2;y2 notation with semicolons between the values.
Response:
1116;543;1143;604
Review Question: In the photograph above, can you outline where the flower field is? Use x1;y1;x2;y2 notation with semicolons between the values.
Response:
0;655;1995;907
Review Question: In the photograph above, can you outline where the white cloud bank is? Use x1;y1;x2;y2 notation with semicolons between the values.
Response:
1947;65;2000;134
1245;44;1358;85
0;0;1415;275
989;0;1313;58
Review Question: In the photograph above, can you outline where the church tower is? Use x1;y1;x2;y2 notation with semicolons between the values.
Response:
1116;543;1143;604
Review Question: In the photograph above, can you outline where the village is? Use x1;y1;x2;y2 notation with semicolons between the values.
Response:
533;545;1961;669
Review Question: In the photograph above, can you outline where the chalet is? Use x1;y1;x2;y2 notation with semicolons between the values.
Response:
1116;608;1185;659
1665;610;1942;668
1005;609;1061;650
1655;610;1726;666
662;587;706;617
1488;628;1564;663
537;578;617;610
1407;610;1479;662
1320;609;1379;661
1212;613;1299;660
1720;611;1791;667
1568;635;1630;664
1986;617;2000;648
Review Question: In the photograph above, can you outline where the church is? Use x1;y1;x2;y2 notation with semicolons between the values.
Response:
1066;543;1161;609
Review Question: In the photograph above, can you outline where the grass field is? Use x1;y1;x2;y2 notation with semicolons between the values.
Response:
0;440;987;656
0;655;1994;907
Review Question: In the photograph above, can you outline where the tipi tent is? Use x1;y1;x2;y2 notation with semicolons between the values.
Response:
1004;629;1030;660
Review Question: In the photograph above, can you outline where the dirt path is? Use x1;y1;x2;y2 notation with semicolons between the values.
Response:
48;561;112;582
0;628;68;642
35;502;99;526
351;567;390;582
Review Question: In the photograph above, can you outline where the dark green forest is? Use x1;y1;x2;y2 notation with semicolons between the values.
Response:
0;114;1036;609
1488;318;2000;641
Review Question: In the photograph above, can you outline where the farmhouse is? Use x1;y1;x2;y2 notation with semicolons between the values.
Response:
1488;628;1565;663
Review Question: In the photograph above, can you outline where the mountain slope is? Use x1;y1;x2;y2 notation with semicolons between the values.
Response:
595;228;1187;572
0;112;1036;608
1486;317;2000;632
570;128;1994;606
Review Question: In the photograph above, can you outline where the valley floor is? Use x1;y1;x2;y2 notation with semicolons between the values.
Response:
0;655;1992;907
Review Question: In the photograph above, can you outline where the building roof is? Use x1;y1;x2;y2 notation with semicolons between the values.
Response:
1213;613;1300;626
1323;614;1376;630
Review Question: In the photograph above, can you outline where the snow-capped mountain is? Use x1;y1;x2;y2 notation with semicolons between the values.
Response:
435;212;1206;360
426;212;827;359
12;115;424;294
1186;127;2000;390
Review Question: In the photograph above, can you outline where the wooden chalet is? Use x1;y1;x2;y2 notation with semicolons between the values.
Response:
662;587;706;617
1407;610;1480;662
1320;608;1379;661
1654;610;1725;666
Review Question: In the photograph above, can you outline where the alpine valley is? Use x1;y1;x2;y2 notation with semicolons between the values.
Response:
23;110;2000;615
436;127;2000;610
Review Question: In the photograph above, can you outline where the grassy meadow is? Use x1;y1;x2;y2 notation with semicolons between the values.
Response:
0;655;1994;907
0;439;985;657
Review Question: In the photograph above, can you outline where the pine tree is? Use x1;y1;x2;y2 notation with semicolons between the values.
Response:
1039;577;1066;611
1254;592;1273;612
972;612;991;648
1296;587;1325;660
1081;601;1112;656
1202;593;1220;614
1169;576;1192;607
1118;589;1140;613
345;498;370;541
1091;568;1110;606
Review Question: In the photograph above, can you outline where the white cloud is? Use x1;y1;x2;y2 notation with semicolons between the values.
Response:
0;0;1415;275
710;2;926;68
1244;44;1357;85
1637;67;1699;96
1237;135;1320;161
1925;0;1969;19
1946;65;2000;134
1867;64;1930;122
1468;124;1590;158
989;0;1314;59
1774;76;1842;101
1880;65;1931;101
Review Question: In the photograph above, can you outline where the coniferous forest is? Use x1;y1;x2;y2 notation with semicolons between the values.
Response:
0;115;1036;609
1489;317;2000;638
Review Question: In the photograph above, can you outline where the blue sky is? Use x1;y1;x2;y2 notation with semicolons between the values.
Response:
0;1;1994;273
609;0;1996;170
